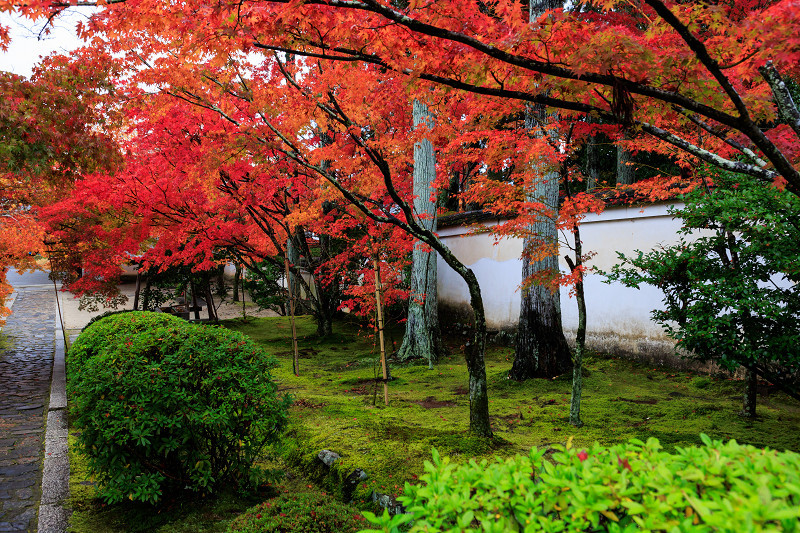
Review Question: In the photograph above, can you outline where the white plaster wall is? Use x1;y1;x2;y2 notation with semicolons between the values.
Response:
437;203;688;345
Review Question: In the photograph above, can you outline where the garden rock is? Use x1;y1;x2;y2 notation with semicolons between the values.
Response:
343;468;368;502
317;449;340;467
371;490;406;515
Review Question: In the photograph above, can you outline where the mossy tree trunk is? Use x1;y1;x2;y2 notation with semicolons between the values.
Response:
564;168;586;428
397;99;444;366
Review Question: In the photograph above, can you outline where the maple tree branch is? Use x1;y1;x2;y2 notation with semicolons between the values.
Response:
640;0;800;188
642;0;751;121
759;61;800;140
272;0;742;129
637;122;778;182
260;40;600;116
676;109;769;168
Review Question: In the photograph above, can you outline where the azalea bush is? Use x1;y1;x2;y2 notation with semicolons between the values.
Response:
67;311;291;504
363;435;800;532
228;491;365;533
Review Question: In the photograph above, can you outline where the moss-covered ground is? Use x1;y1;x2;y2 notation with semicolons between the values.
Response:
65;314;800;531
224;315;800;506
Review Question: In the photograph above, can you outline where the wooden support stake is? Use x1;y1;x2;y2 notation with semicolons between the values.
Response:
285;256;300;376
373;255;389;406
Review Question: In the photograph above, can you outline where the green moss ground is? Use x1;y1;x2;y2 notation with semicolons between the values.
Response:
225;315;800;505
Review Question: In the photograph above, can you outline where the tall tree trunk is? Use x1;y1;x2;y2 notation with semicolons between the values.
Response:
616;129;635;185
510;0;572;381
397;99;444;365
585;119;600;191
741;367;757;418
511;190;572;379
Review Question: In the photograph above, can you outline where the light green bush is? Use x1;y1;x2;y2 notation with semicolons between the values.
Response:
362;435;800;532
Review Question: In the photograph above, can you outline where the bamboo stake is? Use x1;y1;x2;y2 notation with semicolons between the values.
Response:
373;255;389;406
52;277;68;349
285;256;300;376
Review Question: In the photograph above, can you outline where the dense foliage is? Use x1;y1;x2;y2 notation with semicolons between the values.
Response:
607;174;800;399
364;435;800;532
67;311;291;504
228;491;365;533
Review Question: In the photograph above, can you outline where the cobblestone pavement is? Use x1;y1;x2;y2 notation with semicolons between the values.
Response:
0;289;55;532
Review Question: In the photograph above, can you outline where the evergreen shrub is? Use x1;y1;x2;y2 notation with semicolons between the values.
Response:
363;435;800;532
67;311;291;504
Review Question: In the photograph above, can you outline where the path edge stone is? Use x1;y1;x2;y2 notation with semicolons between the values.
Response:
38;307;71;533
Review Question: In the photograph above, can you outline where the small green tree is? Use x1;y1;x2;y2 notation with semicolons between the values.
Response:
607;172;800;415
243;260;287;315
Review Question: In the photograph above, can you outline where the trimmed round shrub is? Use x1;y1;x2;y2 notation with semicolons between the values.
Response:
228;491;366;533
68;311;291;504
363;435;800;532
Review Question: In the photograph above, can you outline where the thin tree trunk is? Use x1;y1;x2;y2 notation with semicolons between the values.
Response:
397;99;443;365
511;0;572;381
564;165;586;427
403;226;493;437
285;255;300;376
204;278;217;321
287;232;302;301
374;256;389;406
565;245;586;427
741;367;758;418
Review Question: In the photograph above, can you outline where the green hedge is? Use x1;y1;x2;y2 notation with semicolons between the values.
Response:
67;311;291;504
363;435;800;532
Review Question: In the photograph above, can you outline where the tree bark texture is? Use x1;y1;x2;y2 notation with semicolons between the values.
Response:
511;174;573;380
585;129;600;191
616;129;635;185
565;238;586;428
510;0;573;381
397;99;444;365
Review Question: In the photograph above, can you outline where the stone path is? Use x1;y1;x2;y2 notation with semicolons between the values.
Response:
0;288;55;532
